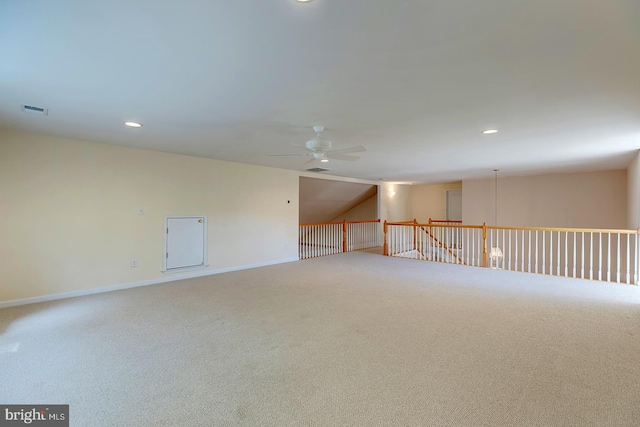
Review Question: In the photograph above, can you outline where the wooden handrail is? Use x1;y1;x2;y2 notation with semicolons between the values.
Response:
299;221;343;226
299;219;381;226
388;222;484;229
486;225;639;234
387;222;639;234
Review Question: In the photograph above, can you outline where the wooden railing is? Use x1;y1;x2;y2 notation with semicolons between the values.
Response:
486;226;640;284
299;219;381;260
428;219;463;250
429;219;462;224
384;221;640;285
385;220;482;266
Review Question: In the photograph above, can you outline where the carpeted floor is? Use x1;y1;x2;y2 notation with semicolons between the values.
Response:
2;251;640;426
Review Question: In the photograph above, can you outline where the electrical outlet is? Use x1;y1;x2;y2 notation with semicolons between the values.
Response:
131;260;138;267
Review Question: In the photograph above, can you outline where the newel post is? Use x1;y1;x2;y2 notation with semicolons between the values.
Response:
383;220;388;256
413;219;418;251
342;220;347;253
482;222;488;268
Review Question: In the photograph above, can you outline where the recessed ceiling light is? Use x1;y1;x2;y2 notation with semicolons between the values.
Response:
482;129;498;134
124;121;142;128
320;159;329;163
296;0;315;2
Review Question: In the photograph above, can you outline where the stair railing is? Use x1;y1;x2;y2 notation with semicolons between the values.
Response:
384;221;640;285
299;219;381;260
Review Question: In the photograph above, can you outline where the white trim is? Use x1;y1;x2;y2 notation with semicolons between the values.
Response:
0;257;299;309
162;264;210;274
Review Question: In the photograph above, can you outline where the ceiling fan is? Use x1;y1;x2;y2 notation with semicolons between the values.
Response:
269;125;366;164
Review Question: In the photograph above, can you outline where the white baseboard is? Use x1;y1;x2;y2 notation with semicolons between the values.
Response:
0;257;300;309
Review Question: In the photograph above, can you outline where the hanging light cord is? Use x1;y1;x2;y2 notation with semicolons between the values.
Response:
494;169;499;226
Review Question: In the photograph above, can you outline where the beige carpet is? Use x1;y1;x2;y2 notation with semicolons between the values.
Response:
2;251;640;426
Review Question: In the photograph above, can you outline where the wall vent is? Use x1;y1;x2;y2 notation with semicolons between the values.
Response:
21;104;48;115
305;167;330;173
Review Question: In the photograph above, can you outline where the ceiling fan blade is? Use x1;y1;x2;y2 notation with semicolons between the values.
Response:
304;157;317;165
291;143;313;152
328;145;366;155
327;153;360;161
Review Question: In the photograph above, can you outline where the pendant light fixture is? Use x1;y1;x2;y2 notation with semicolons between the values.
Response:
489;169;503;268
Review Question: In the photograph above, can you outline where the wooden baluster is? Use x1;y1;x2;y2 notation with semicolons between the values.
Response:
527;230;531;273
616;233;620;283
607;233;611;282
558;231;575;277
633;228;640;285
471;228;475;266
315;225;318;258
334;224;338;254
589;232;593;280
572;232;576;278
557;231;561;275
520;230;524;272
464;228;468;265
535;230;539;274
413;219;417;252
598;233;602;281
470;228;474;266
542;231;546;275
513;229;517;271
549;231;553;275
626;233;630;284
581;232;584;279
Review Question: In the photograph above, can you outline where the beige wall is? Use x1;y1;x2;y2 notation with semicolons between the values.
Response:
329;194;378;222
410;181;462;223
0;129;300;303
379;183;412;222
462;170;627;229
627;151;640;229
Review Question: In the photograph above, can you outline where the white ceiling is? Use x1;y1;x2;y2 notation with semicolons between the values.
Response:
1;0;639;183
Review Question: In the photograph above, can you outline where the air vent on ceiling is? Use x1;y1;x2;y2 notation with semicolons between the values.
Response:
306;167;330;173
21;104;48;115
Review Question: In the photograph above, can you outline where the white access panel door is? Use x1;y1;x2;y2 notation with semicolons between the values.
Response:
165;216;206;270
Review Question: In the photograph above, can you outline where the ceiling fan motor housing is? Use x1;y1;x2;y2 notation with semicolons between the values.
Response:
306;138;332;152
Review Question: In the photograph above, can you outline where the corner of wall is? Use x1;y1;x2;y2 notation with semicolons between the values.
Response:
627;150;640;229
